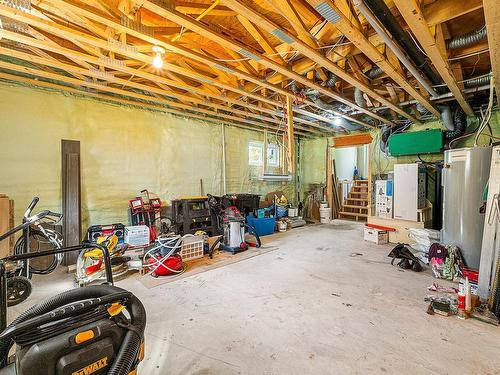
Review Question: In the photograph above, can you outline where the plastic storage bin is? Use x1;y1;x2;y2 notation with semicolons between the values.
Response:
247;215;276;236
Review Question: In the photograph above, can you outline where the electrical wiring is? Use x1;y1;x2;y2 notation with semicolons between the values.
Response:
407;30;429;58
474;75;495;146
431;72;492;88
448;121;482;149
448;49;489;61
213;38;352;63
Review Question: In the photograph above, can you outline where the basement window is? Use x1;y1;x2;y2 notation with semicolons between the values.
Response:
248;141;264;166
267;144;280;167
249;141;280;167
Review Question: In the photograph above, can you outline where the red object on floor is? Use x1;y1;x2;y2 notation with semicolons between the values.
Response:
461;267;479;283
365;223;396;232
148;255;183;276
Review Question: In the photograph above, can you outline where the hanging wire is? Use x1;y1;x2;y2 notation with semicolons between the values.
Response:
213;38;353;63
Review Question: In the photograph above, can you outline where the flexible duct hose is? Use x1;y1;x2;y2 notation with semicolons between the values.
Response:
366;66;384;79
439;105;454;131
354;87;367;109
464;75;491;88
443;107;467;140
446;27;487;50
324;72;337;88
0;285;146;375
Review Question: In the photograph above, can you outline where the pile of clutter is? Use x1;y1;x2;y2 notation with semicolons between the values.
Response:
408;228;440;264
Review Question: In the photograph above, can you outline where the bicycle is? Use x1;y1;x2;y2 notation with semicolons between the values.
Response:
0;197;63;306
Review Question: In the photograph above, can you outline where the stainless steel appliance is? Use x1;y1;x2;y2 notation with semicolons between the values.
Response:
442;147;492;269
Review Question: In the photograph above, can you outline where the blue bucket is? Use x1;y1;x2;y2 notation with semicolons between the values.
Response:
247;215;276;236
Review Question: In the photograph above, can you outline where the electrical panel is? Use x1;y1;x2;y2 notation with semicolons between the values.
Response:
393;163;426;221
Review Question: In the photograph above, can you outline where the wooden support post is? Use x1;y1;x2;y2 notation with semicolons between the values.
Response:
483;0;500;97
286;96;295;174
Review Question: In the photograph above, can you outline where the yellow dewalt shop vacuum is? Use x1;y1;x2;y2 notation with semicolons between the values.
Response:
0;242;147;375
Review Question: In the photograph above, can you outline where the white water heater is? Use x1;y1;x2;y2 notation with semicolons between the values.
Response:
442;147;492;269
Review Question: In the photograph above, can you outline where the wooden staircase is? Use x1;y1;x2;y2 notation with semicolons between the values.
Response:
339;180;369;221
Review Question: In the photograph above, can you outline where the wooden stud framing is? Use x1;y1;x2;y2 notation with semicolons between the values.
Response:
286;95;295;173
483;0;500;97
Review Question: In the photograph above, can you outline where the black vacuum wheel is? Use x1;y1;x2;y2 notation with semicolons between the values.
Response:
7;276;32;307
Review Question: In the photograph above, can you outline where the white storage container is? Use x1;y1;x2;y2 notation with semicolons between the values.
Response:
364;227;388;244
393;163;426;221
124;225;150;247
319;207;331;220
180;235;205;261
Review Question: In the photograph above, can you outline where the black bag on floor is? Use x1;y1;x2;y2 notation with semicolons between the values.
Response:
388;243;423;272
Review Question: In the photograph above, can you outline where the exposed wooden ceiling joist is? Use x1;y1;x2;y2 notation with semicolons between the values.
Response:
0;0;491;135
392;0;474;116
483;0;500;97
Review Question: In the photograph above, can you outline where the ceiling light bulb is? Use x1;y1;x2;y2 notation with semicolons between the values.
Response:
333;116;342;126
152;45;165;69
153;53;163;69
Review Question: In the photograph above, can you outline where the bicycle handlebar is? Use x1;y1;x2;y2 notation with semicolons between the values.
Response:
23;197;39;218
0;202;64;243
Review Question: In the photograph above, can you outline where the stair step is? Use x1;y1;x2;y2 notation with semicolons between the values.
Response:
346;198;368;202
339;211;368;218
343;204;368;210
349;191;368;195
354;180;368;184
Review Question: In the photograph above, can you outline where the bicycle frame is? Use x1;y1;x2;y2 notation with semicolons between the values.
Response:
0;197;63;279
0;242;114;331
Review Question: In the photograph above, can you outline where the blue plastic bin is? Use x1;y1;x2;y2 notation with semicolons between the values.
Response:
247;215;276;236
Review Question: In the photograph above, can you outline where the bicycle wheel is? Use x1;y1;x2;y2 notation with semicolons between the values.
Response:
14;229;62;275
7;276;32;307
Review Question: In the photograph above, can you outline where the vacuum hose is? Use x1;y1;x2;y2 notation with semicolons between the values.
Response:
0;285;146;375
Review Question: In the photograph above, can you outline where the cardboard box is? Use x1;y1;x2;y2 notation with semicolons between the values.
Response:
0;194;13;258
375;180;393;197
124;225;150;247
364;227;388;244
459;278;478;296
376;196;393;218
375;180;393;218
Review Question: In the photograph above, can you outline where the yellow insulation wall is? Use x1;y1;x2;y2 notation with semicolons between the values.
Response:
0;83;295;230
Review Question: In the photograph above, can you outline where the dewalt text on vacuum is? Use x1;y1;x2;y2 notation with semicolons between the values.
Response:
0;239;147;375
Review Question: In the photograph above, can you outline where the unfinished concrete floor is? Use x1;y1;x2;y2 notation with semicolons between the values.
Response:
10;222;500;374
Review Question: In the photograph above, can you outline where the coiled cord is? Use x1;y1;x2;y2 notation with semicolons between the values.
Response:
142;234;193;276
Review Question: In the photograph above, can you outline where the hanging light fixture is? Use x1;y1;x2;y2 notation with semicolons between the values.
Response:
152;46;165;69
333;116;343;126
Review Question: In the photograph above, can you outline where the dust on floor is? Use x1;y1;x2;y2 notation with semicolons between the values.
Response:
10;223;500;374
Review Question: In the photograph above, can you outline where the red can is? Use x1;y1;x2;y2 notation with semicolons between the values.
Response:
457;293;465;310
